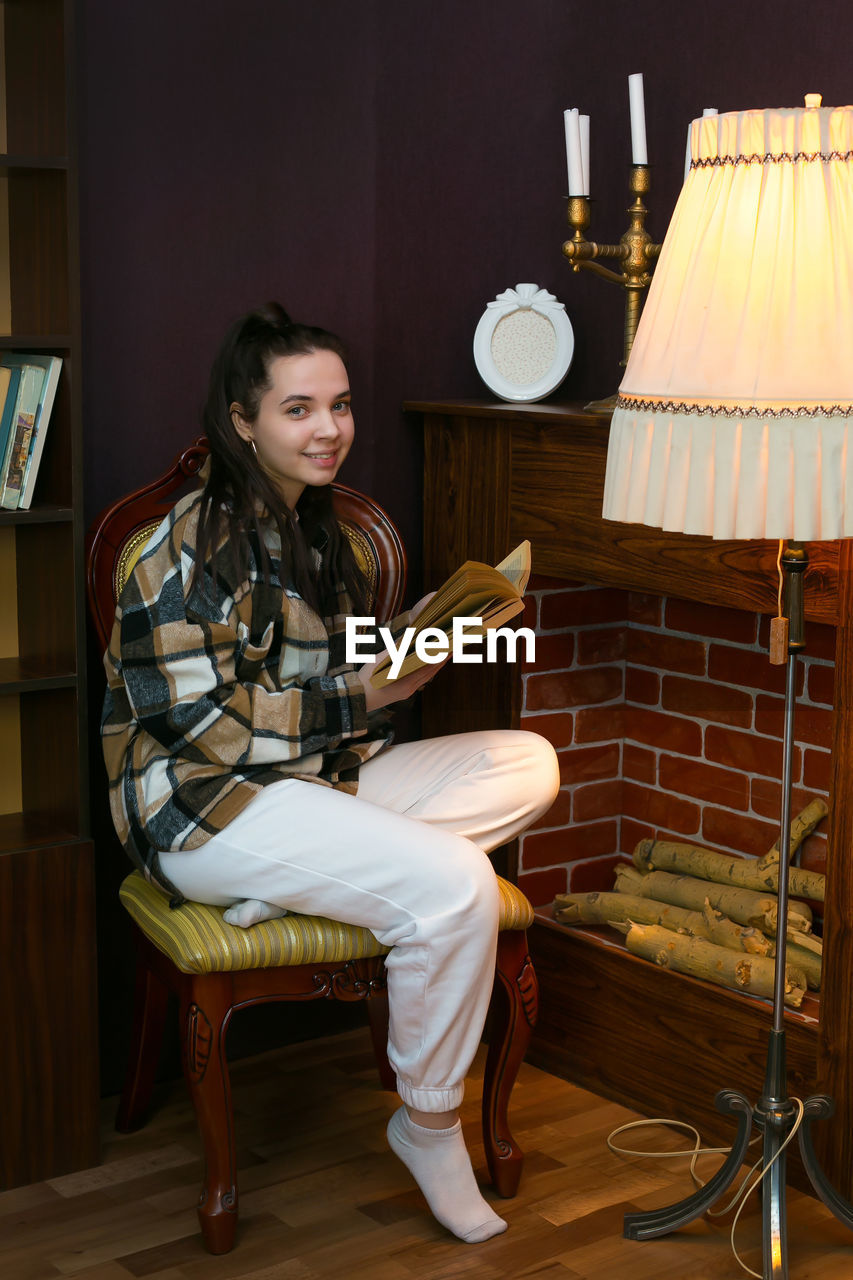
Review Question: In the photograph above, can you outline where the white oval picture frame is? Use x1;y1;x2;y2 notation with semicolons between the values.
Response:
473;283;574;403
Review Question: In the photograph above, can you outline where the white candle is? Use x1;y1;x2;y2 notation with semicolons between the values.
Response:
628;73;647;165
579;113;590;196
564;108;584;195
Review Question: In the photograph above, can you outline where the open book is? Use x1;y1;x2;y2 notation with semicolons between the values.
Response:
369;540;532;687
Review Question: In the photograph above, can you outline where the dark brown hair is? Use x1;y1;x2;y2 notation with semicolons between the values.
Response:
193;301;368;615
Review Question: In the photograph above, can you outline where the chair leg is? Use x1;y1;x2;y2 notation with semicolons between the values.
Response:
481;929;539;1198
179;976;238;1255
116;939;170;1133
366;986;396;1092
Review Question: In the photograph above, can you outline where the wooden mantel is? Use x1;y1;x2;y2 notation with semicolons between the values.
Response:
408;397;853;1200
413;397;840;622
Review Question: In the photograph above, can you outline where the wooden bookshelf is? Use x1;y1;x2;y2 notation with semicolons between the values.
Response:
0;0;99;1187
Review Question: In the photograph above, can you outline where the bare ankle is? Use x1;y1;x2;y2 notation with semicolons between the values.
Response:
406;1107;460;1130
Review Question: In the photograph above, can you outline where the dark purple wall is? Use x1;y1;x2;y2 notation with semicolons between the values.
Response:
77;0;850;1087
79;0;850;578
78;1;378;517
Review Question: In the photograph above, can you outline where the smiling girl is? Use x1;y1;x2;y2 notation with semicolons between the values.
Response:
102;301;559;1244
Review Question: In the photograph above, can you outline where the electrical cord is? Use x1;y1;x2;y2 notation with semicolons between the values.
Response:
607;1100;806;1278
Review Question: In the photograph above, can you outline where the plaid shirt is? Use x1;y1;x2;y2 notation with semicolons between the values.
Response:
102;488;400;899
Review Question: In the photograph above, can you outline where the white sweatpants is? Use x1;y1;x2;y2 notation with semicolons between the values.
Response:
158;730;560;1112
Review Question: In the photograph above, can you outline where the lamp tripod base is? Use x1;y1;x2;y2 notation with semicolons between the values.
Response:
623;1030;853;1279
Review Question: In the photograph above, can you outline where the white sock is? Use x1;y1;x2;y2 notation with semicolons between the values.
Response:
386;1105;507;1243
222;899;287;928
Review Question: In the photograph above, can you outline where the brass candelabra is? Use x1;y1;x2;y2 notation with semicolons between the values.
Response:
563;163;662;414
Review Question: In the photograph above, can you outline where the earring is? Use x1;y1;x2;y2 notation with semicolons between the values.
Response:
248;439;259;459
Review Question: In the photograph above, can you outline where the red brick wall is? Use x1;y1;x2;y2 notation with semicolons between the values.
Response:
517;576;835;909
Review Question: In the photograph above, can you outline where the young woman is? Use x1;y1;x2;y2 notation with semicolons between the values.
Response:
102;302;560;1244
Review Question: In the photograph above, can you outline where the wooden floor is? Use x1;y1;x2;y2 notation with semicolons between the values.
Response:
2;1027;852;1280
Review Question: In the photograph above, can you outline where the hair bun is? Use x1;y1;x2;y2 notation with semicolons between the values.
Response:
260;301;292;329
238;302;292;345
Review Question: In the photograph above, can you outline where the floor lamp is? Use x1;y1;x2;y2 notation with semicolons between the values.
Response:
602;98;853;1280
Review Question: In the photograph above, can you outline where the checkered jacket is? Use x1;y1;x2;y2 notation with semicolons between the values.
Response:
102;488;400;899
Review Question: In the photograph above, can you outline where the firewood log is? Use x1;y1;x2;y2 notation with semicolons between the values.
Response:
764;797;829;860
553;891;772;955
785;940;822;990
619;921;807;1007
755;844;826;903
632;800;827;902
633;837;826;903
614;865;813;935
696;901;773;955
553;890;693;930
785;928;822;955
764;928;823;990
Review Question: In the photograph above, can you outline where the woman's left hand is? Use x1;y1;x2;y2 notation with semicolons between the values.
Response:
358;650;448;713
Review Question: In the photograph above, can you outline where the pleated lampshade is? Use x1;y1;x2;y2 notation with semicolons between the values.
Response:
602;102;853;541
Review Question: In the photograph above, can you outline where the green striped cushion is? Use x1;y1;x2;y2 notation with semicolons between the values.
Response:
119;870;533;975
496;874;535;932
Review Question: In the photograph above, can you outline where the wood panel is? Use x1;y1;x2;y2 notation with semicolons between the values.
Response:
0;177;10;329
20;687;80;829
422;412;519;878
422;410;513;574
510;419;838;624
0;525;16;654
0;839;99;1187
16;519;76;668
0;694;21;813
422;412;518;741
816;535;853;1193
3;0;67;155
7;169;69;335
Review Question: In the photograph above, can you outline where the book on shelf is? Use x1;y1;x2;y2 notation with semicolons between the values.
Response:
369;539;532;688
0;362;45;510
0;365;22;489
15;354;62;509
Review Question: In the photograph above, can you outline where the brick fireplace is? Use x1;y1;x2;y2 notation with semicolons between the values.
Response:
516;575;835;912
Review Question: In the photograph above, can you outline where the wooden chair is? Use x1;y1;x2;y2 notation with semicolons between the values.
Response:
86;437;540;1254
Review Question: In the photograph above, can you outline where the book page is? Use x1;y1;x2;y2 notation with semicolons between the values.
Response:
494;539;531;593
409;540;531;630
